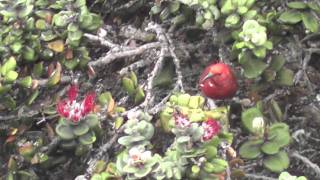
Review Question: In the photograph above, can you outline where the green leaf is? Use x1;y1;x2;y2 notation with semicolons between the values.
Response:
98;92;113;105
33;62;43;78
4;71;18;83
261;141;281;155
302;12;319;33
169;1;180;13
19;5;34;18
63;59;79;70
269;123;291;148
287;2;307;9
275;68;294;86
10;42;23;54
35;19;47;30
129;71;138;87
18;76;32;88
73;122;90;136
122;77;136;96
279;10;302;24
41;31;57;42
84;114;100;128
0;85;12;95
79;131;97;145
262;69;276;82
47;63;61;87
55;124;75;140
134;87;145;104
239;52;268;78
23;46;36;62
307;2;320;14
27;90;39;105
221;0;235;14
2;96;16;109
239;139;263;159
241;107;264;134
263;151;289;173
270;55;285;72
1;57;17;76
205;146;218;160
270;99;283;122
225;14;240;27
253;47;267;58
53;13;69;27
153;60;175;88
177;93;191;106
209;158;228;173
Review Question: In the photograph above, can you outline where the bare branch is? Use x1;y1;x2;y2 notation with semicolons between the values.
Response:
88;42;162;67
291;151;320;177
84;33;119;48
245;174;277;180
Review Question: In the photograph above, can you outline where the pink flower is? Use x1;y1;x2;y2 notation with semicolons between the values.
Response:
173;111;191;128
202;119;221;141
57;84;95;123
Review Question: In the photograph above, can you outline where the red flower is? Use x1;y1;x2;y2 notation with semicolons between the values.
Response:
199;62;238;99
57;84;95;123
173;111;191;128
202;119;221;141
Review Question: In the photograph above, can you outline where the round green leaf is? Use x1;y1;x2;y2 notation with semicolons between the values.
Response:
79;131;96;145
263;151;289;173
239;52;268;78
73;122;90;136
279;10;302;24
4;71;18;83
55;124;75;140
84;114;100;128
210;158;228;173
287;2;307;9
239;139;263;159
241;107;263;134
302;12;319;33
261;141;281;155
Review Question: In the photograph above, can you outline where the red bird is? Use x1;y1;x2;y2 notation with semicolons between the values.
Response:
199;62;238;99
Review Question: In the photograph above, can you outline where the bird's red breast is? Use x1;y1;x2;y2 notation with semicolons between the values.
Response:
199;62;238;99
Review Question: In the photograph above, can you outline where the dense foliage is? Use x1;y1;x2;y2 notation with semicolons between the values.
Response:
1;0;320;180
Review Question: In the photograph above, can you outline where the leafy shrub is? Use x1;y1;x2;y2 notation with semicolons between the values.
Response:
279;1;320;33
91;92;233;180
0;0;102;109
239;101;291;173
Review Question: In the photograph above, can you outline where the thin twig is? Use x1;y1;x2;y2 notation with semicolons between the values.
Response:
291;151;320;177
84;33;119;48
245;173;277;180
166;33;184;92
141;48;166;109
118;58;153;76
88;42;162;67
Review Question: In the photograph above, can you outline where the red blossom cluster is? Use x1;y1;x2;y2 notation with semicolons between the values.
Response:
56;84;95;123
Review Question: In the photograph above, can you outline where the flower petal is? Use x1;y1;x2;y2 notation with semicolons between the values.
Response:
57;100;70;118
202;119;221;141
68;84;78;102
81;92;96;115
